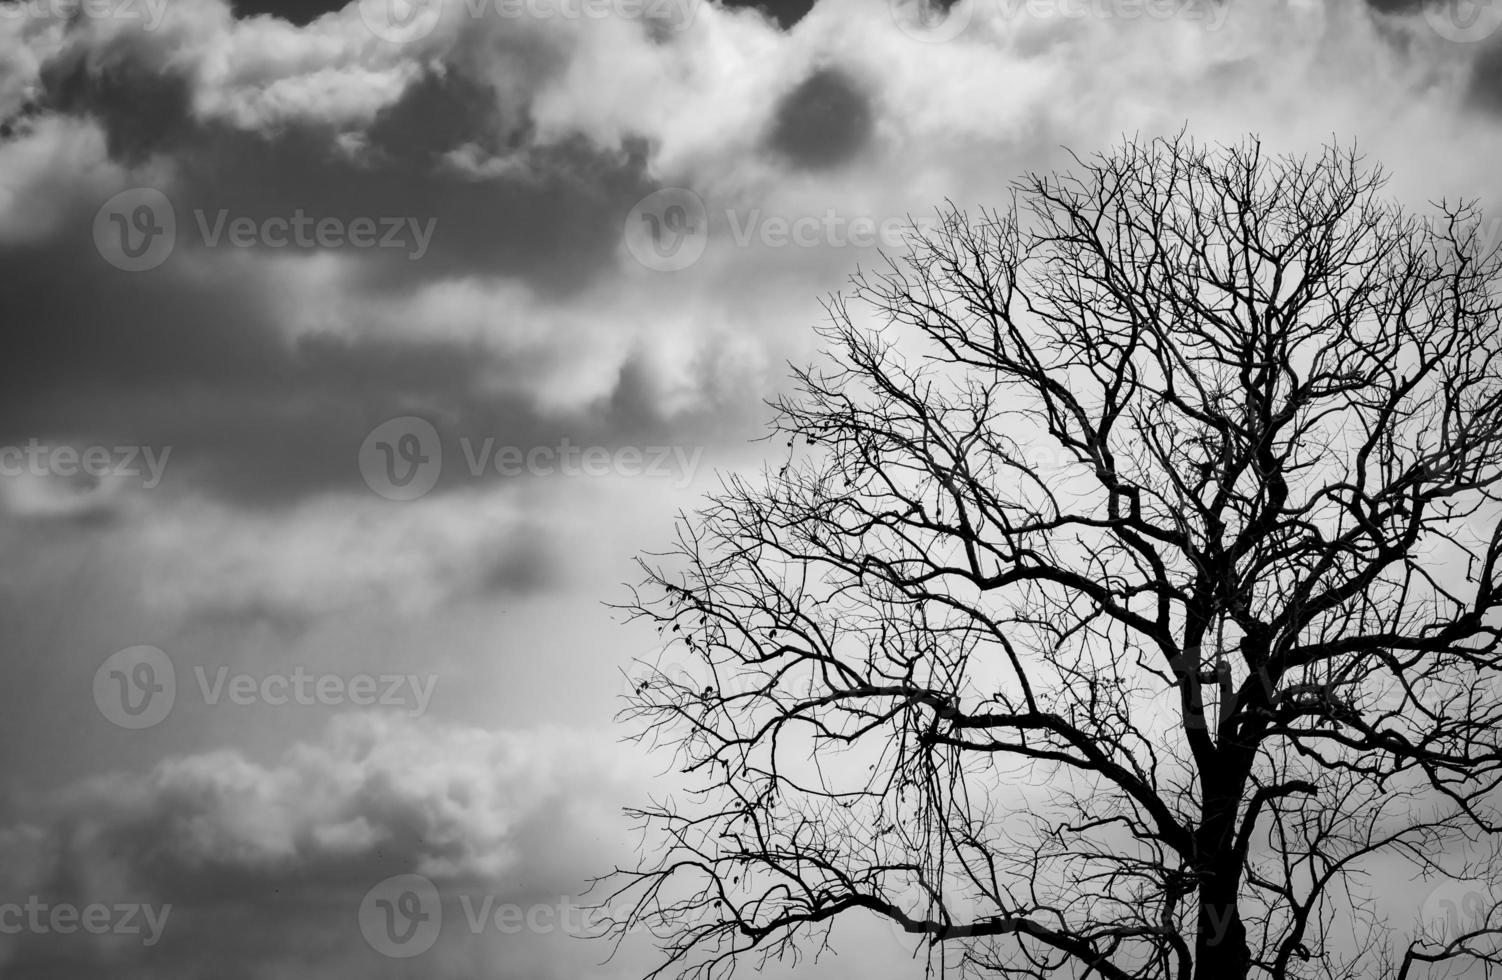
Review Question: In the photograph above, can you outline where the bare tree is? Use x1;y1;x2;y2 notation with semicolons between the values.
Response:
597;133;1502;980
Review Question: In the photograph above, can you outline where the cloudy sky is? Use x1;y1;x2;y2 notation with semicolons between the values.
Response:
2;0;1502;976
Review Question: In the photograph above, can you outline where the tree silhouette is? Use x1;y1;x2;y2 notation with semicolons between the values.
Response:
598;133;1502;980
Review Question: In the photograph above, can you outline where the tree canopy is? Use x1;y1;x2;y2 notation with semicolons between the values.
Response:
599;133;1502;980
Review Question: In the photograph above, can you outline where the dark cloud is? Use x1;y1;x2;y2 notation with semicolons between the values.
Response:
765;67;872;170
228;0;820;30
164;124;649;294
32;29;651;293
228;0;345;22
722;0;817;28
365;64;519;166
0;194;736;514
38;53;197;165
0;31;741;515
0;236;722;511
1468;39;1502;114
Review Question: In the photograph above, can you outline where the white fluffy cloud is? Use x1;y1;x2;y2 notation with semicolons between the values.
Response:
39;712;639;880
128;489;546;620
0;713;650;977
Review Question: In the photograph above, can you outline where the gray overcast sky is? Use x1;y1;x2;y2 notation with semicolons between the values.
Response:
0;0;1498;977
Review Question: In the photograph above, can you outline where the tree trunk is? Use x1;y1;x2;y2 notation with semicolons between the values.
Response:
1195;766;1254;980
1194;879;1252;980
